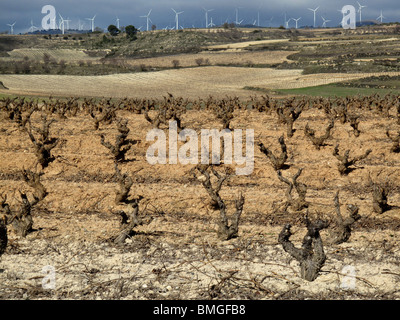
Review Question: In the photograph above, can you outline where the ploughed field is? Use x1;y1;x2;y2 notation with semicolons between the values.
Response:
0;94;400;299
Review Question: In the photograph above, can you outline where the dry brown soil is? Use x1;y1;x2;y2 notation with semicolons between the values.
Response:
0;104;400;300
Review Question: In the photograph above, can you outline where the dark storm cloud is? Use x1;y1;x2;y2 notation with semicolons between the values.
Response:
1;0;399;33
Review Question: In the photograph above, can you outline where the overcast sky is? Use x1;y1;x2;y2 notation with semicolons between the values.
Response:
1;0;399;33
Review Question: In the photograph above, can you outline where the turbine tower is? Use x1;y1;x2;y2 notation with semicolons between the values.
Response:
86;14;96;32
203;7;214;28
293;17;301;29
321;16;331;28
308;6;319;28
116;16;120;29
377;10;385;23
171;8;183;30
7;22;16;35
140;9;152;31
357;2;366;24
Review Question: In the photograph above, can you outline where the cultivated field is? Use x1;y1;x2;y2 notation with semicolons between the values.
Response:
125;50;294;68
3;48;100;62
2;69;400;100
1;27;400;300
0;94;400;299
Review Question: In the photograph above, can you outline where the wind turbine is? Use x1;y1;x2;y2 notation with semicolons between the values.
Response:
59;14;65;34
285;17;293;29
209;17;216;28
235;7;242;25
203;7;214;28
256;3;263;27
357;2;366;24
7;22;16;35
64;18;71;31
78;19;83;31
171;8;183;31
308;6;319;28
267;16;274;27
377;10;385;23
321;16;331;28
140;9;152;31
293;17;301;29
116;16;120;29
86;14;96;32
28;19;38;33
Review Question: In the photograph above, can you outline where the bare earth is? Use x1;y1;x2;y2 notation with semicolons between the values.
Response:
0;106;399;299
2;68;400;100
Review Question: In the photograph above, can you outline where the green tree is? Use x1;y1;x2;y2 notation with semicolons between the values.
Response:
108;24;120;36
125;25;138;40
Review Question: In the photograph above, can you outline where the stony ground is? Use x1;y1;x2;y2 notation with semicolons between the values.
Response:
0;104;400;300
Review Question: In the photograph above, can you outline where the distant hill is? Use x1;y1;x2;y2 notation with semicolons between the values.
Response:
27;29;91;35
357;20;380;27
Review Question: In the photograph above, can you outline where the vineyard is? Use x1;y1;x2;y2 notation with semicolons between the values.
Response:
0;93;400;299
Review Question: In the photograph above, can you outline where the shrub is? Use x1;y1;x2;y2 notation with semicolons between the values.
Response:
172;59;180;68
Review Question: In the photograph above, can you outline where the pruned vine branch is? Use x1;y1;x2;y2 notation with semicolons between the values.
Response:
258;135;289;171
278;214;329;281
329;191;361;245
332;144;372;175
276;168;308;212
192;164;244;241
